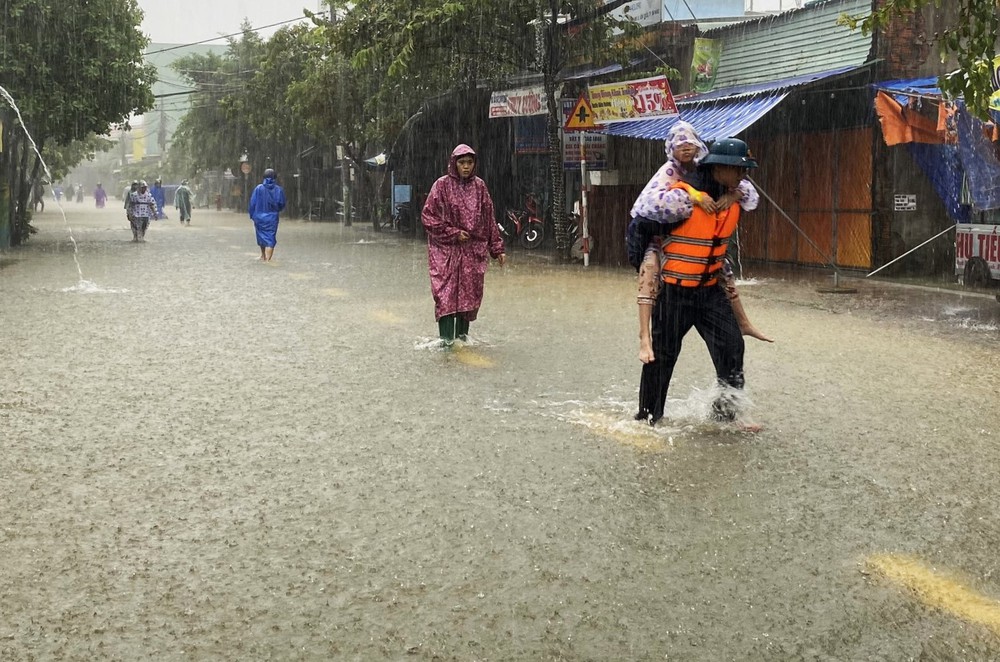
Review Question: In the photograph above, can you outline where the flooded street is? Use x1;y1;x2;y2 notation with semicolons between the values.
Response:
2;204;1000;660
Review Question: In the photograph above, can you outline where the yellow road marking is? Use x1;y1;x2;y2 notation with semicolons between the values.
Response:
452;346;495;368
867;554;1000;637
286;272;313;280
575;411;669;452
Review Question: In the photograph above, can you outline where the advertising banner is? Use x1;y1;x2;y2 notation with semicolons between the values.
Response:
588;76;678;123
514;116;549;154
489;85;548;118
691;37;723;93
607;0;661;31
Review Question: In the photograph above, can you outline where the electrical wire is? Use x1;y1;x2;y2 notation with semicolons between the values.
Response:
143;17;308;56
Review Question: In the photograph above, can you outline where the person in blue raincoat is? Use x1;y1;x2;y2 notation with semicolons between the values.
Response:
150;179;167;219
248;168;286;261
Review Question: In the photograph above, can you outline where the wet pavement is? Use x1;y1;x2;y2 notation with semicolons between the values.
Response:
2;203;999;660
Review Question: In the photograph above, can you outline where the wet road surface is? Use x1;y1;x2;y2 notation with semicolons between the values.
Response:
2;204;999;660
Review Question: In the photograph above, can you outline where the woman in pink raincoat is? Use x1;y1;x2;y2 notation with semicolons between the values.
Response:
421;144;506;345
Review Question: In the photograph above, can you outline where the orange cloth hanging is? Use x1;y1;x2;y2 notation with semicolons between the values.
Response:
874;91;941;145
937;100;958;145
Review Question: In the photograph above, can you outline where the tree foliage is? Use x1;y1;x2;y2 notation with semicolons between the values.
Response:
0;0;154;245
320;0;633;250
840;0;1000;119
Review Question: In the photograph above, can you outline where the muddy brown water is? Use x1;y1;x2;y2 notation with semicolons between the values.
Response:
2;205;999;660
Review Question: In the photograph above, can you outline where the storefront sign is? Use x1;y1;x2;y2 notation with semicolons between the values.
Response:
607;0;661;30
489;85;548;118
588;75;678;123
955;224;1000;278
514;116;548;154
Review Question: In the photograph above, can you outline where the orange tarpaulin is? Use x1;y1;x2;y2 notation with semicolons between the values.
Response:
874;91;940;146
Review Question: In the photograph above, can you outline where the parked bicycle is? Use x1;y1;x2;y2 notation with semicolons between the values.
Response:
500;193;545;249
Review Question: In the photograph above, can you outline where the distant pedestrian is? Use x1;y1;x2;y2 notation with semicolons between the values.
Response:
175;179;193;225
128;180;157;242
248;168;286;261
150;179;167;219
124;180;138;225
420;144;506;345
32;179;45;213
94;183;107;208
75;184;83;203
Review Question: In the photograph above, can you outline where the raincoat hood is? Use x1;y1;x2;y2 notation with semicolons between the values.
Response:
447;144;477;179
664;121;709;162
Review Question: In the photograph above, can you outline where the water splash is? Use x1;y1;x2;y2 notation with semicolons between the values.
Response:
0;85;85;284
60;280;128;294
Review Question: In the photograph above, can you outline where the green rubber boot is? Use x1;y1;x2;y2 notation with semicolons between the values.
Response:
438;314;457;346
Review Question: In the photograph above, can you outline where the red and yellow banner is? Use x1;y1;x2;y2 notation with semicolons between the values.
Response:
587;76;678;123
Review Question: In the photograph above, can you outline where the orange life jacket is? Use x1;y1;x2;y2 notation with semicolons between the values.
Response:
660;181;740;287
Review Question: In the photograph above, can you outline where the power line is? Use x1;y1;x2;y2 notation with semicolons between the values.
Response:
143;17;309;56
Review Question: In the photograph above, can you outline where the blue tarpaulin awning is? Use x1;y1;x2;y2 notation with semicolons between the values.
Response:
873;77;1000;213
602;66;859;142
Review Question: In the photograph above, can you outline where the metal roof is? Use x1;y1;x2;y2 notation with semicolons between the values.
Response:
703;0;873;89
604;66;859;141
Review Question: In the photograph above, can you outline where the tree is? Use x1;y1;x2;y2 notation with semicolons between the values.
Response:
840;0;1000;119
0;0;155;245
322;0;632;253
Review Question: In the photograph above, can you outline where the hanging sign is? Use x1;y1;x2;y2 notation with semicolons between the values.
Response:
489;85;548;118
588;75;678;123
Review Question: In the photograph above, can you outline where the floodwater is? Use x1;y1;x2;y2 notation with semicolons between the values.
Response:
2;204;1000;660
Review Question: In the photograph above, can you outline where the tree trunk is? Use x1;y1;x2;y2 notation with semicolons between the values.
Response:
13;132;32;245
0;116;11;248
544;0;568;259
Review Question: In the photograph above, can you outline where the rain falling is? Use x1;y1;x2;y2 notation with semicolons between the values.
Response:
2;1;1000;659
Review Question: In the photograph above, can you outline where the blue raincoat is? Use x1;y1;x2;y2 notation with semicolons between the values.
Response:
248;176;287;247
150;183;167;219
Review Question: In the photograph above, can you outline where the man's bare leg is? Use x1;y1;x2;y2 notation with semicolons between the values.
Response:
263;247;274;261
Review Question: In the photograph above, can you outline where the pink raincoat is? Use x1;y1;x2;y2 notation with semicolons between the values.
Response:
421;145;505;322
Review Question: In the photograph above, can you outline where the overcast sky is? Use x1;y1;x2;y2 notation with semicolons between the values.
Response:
137;0;794;46
137;0;320;45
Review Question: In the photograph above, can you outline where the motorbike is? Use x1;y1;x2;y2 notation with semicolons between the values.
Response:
567;210;595;262
500;194;545;249
392;201;413;233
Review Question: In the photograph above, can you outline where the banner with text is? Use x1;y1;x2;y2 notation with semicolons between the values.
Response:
489;85;549;118
608;0;661;32
588;76;678;123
